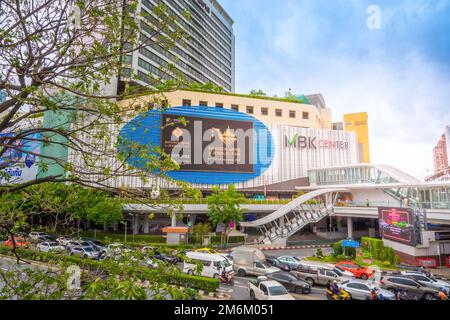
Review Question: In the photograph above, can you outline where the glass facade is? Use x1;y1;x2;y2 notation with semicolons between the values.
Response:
308;165;450;210
132;0;234;92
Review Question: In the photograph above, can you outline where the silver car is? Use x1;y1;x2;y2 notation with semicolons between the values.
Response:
340;279;396;300
37;241;65;253
401;271;450;291
69;246;99;259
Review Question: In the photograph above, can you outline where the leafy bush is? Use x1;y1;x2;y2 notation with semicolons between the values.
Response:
332;241;356;258
0;246;218;292
316;248;324;258
382;261;391;268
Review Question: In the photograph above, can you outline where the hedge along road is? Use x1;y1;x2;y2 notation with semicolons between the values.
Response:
0;246;220;293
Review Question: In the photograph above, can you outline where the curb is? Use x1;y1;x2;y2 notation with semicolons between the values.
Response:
223;244;330;252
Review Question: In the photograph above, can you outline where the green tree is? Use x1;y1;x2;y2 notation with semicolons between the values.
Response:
249;89;267;97
207;184;245;245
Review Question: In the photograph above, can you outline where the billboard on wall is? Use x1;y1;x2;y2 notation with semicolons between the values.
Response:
161;114;254;173
0;133;40;185
378;207;416;246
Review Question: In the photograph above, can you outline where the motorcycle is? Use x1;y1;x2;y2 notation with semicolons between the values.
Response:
219;273;234;286
326;288;351;300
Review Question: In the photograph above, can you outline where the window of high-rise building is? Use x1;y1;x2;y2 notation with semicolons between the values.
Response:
216;103;224;108
261;108;268;116
303;112;309;120
289;111;296;118
231;104;239;111
247;106;254;114
275;109;282;117
182;99;191;107
199;101;208;106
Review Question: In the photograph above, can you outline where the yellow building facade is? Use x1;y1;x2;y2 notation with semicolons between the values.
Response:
344;112;371;163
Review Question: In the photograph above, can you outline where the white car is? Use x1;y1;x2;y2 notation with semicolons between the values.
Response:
248;277;295;300
37;242;65;253
29;232;49;240
56;237;71;246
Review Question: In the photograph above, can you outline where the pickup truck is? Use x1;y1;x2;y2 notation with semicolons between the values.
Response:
248;276;295;300
292;267;355;286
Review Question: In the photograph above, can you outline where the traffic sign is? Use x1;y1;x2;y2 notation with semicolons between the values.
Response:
342;239;360;248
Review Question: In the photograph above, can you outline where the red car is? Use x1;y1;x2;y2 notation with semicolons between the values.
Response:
335;261;374;280
4;237;30;249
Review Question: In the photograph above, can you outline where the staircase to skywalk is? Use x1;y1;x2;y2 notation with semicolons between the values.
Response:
254;203;332;245
240;188;348;245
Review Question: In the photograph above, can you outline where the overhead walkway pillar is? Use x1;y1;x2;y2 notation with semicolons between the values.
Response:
347;217;354;239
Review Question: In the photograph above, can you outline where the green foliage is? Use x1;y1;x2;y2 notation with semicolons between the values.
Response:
0;245;219;294
332;240;356;259
192;222;211;244
360;237;400;265
249;89;267;97
207;184;246;245
315;248;324;258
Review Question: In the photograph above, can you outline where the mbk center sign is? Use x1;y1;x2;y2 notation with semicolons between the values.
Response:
285;132;350;150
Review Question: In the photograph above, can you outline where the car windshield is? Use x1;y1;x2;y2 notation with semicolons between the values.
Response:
292;257;301;262
49;243;59;247
334;267;344;276
83;247;95;252
268;286;289;296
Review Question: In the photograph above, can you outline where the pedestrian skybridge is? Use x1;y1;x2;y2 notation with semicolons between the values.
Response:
239;188;349;245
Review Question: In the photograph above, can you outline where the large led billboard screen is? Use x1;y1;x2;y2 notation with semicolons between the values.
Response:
378;207;416;245
161;114;254;173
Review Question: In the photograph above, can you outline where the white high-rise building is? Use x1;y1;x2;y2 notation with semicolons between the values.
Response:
105;0;235;95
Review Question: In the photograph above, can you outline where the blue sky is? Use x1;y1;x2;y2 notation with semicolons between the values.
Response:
220;0;450;179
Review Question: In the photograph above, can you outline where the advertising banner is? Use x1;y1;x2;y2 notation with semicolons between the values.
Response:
0;133;40;185
378;207;416;246
161;114;254;173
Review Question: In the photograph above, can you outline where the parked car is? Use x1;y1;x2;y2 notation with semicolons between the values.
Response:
66;240;92;249
194;248;233;264
29;231;49;240
69;246;100;259
266;256;292;272
380;275;439;300
293;267;354;286
56;237;71;246
248;276;295;300
275;256;305;270
268;272;311;294
4;237;30;248
37;241;65;253
84;240;106;254
335;261;375;280
400;271;450;292
153;250;179;264
340;279;396;300
35;235;56;243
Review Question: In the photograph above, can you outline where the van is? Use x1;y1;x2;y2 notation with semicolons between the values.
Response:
183;252;233;279
230;246;280;277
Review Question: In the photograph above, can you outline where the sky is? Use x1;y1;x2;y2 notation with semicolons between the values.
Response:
220;0;450;179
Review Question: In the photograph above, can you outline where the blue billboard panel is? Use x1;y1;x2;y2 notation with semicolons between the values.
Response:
0;133;40;185
118;107;275;185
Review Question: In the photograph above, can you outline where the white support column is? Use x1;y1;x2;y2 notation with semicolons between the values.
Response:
143;214;150;234
133;215;139;235
347;217;354;239
171;214;177;227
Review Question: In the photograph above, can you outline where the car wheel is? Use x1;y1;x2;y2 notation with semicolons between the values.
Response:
213;274;220;279
83;254;88;259
238;269;246;277
250;290;255;299
305;278;315;286
423;293;434;300
360;274;368;280
70;252;74;256
188;270;194;275
295;287;304;294
388;288;397;295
